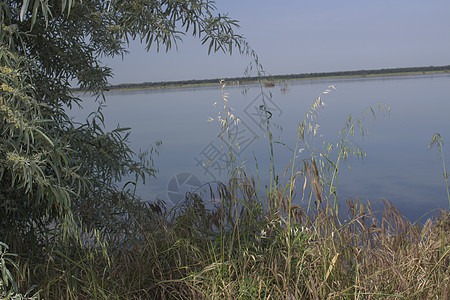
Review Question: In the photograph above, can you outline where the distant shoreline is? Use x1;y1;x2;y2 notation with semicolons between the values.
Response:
72;66;450;92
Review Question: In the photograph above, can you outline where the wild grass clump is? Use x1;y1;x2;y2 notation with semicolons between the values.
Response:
4;83;449;299
7;179;449;299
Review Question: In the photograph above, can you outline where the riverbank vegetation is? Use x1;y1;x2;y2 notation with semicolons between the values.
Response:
3;186;450;299
1;1;449;299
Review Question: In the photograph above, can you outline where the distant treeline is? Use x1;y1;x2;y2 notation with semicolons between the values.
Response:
78;65;450;91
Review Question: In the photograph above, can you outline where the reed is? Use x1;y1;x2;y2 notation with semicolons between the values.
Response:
430;132;450;207
6;185;448;299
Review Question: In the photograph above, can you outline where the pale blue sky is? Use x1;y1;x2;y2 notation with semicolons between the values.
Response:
103;0;450;84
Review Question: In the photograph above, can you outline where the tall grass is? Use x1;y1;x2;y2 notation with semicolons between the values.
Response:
3;82;450;299
430;132;450;207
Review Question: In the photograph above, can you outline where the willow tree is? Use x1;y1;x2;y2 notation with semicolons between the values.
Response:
0;0;244;248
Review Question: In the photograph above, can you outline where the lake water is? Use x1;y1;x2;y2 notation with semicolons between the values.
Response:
74;74;450;222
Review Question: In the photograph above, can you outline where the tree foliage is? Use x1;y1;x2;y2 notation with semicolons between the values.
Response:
0;0;243;250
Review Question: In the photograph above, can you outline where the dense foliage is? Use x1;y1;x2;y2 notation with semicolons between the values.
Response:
0;0;243;251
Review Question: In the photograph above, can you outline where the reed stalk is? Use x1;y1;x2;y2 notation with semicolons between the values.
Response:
430;132;450;208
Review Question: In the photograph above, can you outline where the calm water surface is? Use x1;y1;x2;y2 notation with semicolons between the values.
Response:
75;74;450;221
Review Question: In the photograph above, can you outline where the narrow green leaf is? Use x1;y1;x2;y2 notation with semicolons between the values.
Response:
20;0;30;22
30;0;40;29
34;128;54;146
61;0;67;13
112;127;131;133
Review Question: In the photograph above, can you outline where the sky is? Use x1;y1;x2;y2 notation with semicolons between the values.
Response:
103;0;450;85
